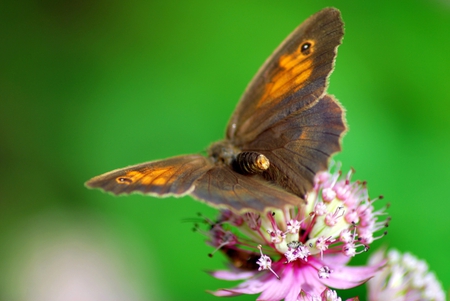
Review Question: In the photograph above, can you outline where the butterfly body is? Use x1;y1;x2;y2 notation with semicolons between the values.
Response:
86;8;347;213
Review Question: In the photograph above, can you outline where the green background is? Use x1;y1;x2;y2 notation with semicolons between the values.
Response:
2;1;449;300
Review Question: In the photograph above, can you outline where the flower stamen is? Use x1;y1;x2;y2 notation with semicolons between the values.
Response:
325;206;345;226
256;245;279;279
318;266;333;279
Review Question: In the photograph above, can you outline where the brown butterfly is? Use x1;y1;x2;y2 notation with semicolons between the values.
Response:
86;8;347;213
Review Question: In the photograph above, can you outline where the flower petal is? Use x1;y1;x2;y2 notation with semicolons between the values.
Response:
257;265;298;301
211;273;272;297
311;257;386;289
208;269;256;281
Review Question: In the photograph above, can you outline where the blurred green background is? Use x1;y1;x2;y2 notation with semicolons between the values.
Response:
1;0;449;300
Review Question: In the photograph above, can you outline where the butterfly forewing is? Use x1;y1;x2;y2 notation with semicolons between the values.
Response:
86;154;305;212
86;155;212;196
227;8;344;144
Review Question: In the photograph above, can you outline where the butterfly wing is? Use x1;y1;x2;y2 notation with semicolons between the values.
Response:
192;166;303;212
244;94;345;197
226;8;346;198
85;155;212;196
86;154;303;212
227;8;344;143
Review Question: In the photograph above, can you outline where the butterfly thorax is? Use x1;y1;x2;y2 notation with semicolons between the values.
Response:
208;140;270;175
208;140;240;166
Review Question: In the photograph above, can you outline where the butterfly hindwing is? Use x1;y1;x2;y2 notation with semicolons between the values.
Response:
192;166;303;212
244;95;346;197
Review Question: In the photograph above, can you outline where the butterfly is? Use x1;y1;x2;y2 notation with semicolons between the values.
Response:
86;7;347;213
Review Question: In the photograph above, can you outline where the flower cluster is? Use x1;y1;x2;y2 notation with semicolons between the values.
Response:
367;249;445;301
202;166;391;300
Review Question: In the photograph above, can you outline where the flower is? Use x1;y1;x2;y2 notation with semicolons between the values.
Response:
298;288;359;301
367;248;445;301
202;165;389;301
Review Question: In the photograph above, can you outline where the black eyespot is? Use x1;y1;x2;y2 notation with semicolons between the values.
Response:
301;42;311;54
117;177;133;184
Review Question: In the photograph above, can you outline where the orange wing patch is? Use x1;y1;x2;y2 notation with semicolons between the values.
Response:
257;40;315;108
116;167;176;186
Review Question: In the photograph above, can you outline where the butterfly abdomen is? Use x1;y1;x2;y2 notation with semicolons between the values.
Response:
234;151;270;174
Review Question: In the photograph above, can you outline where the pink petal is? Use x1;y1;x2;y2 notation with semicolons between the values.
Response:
322;253;352;266
211;273;272;297
295;265;327;296
310;257;387;289
208;269;256;281
257;267;296;301
210;289;240;297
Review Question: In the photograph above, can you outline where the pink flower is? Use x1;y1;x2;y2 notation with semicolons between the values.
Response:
367;248;445;301
203;165;389;301
298;288;360;301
